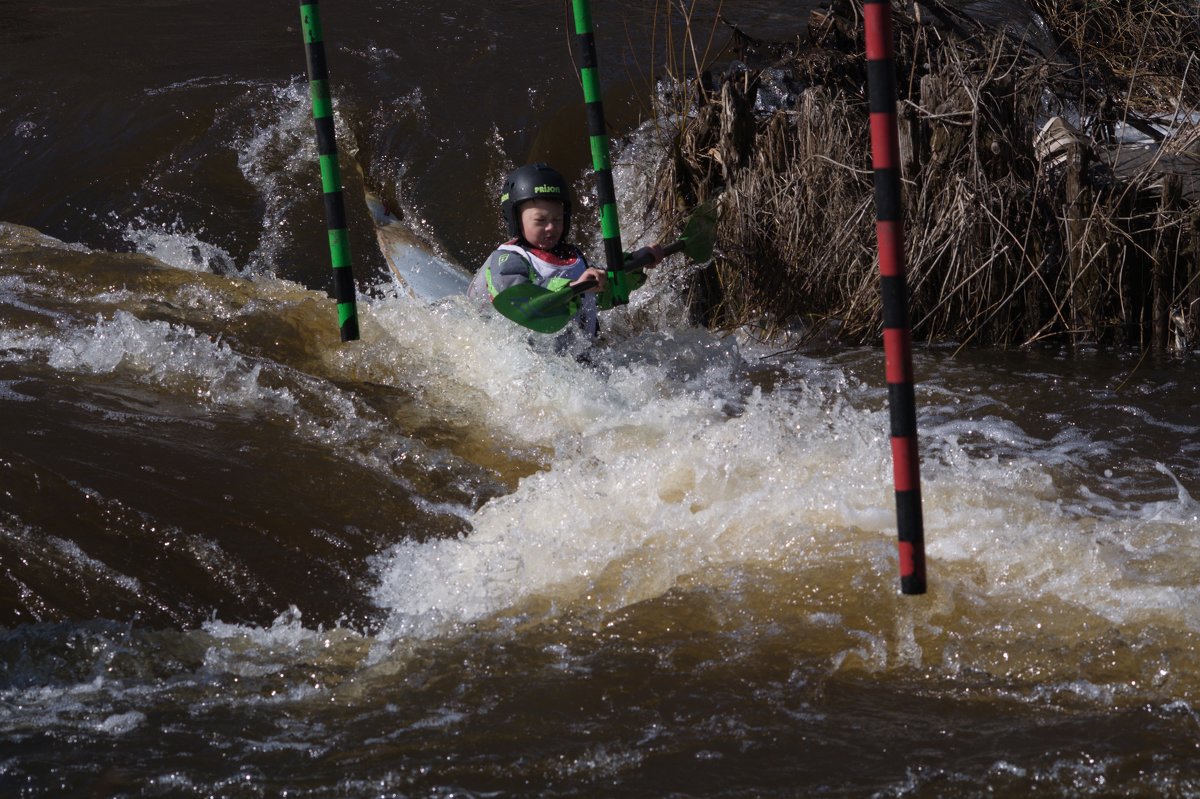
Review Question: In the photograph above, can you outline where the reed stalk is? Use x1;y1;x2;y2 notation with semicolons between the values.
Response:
647;0;1200;350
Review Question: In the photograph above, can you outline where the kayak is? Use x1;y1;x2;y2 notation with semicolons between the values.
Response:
364;188;715;334
365;190;470;302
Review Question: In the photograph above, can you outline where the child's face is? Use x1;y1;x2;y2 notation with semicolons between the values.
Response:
519;199;565;250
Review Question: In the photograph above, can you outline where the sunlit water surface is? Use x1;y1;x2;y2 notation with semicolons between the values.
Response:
2;2;1199;796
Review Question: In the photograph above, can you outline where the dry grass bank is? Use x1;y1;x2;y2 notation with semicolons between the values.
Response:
648;0;1200;351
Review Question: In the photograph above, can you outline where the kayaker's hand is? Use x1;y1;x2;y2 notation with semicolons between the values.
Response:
572;267;607;293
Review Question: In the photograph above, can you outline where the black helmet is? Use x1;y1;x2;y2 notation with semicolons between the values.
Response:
500;162;572;241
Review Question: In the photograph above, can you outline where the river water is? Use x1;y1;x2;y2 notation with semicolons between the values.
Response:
2;1;1199;796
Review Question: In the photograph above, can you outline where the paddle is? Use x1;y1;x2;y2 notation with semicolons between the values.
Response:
492;202;717;333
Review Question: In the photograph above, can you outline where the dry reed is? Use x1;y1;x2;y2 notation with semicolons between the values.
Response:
647;0;1200;350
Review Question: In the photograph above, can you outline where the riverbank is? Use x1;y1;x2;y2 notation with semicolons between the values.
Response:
652;0;1200;351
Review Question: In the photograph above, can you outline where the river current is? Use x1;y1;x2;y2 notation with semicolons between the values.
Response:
2;1;1199;796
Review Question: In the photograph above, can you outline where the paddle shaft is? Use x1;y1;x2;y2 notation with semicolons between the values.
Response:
567;238;686;297
627;239;685;270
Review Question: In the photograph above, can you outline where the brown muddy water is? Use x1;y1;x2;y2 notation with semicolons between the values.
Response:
1;2;1199;796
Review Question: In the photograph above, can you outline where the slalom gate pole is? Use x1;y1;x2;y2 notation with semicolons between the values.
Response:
570;0;626;281
864;0;926;594
299;0;359;342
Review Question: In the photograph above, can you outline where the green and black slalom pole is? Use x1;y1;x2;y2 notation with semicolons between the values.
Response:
299;0;359;342
570;0;627;297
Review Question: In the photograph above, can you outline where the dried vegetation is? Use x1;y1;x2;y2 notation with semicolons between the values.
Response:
649;0;1200;350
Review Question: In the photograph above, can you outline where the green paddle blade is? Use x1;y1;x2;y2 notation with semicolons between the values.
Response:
492;282;582;333
680;201;717;262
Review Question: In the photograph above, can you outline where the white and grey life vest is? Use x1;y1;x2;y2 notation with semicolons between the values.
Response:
468;241;598;335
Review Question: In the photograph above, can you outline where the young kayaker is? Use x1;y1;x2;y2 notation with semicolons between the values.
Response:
467;162;664;335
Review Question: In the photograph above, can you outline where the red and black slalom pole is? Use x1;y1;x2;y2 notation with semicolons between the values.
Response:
570;0;628;295
864;0;926;594
299;0;359;342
